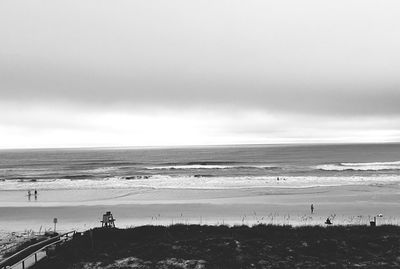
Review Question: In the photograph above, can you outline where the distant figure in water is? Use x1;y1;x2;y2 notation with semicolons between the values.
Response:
34;189;38;200
311;204;314;214
27;190;31;201
277;177;280;181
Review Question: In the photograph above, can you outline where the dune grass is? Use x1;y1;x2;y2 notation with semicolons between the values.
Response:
32;224;400;268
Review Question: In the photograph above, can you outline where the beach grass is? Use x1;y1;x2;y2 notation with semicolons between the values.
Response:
31;224;400;268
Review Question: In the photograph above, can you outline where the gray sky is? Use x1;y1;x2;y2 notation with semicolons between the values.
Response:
1;0;400;148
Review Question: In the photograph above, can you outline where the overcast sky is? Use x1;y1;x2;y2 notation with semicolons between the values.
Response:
1;0;400;148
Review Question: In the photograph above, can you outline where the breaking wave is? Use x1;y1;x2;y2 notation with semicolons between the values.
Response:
0;175;399;191
145;164;279;170
316;161;400;171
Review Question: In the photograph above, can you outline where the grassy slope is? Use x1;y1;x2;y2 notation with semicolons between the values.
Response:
33;225;400;268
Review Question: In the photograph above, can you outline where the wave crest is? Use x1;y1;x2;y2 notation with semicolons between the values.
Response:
316;161;400;171
145;164;278;170
1;175;399;190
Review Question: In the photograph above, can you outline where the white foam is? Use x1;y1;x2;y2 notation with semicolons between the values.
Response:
316;161;400;171
88;167;118;173
146;165;232;170
145;164;276;170
341;161;400;166
0;175;399;191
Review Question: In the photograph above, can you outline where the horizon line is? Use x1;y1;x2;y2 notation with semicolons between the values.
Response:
1;141;400;151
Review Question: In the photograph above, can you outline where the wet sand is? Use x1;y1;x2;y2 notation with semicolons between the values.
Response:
1;184;399;234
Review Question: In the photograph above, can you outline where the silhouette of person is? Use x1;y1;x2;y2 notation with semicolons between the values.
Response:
325;218;332;225
311;204;314;214
27;190;31;201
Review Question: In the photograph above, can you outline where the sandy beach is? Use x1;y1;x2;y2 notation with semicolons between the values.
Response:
1;184;399;235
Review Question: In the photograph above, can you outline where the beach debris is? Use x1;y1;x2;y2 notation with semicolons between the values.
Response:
101;211;116;228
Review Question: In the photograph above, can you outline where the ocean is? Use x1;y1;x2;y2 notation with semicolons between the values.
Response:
1;143;400;190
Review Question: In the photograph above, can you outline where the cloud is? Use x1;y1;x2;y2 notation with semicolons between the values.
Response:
1;0;400;147
1;0;400;116
0;102;399;149
1;54;400;117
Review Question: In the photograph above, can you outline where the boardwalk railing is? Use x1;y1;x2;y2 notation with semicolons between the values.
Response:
0;231;76;269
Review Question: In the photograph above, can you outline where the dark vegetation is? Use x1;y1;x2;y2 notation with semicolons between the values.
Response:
33;224;400;268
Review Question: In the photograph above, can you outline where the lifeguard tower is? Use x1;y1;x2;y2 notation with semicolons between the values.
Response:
101;211;116;228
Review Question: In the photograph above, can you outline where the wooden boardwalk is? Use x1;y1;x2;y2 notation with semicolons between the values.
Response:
0;231;76;269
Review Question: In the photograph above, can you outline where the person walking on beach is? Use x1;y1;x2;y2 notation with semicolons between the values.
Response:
311;204;314;214
34;189;38;200
27;190;31;201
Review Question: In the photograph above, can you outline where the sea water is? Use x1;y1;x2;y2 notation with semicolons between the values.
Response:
1;143;400;190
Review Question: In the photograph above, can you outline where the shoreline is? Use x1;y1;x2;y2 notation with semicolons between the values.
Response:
1;184;399;234
1;184;399;205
